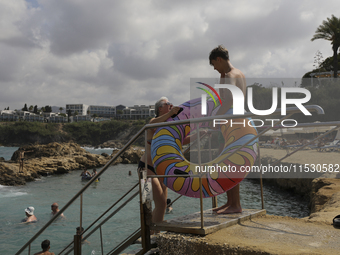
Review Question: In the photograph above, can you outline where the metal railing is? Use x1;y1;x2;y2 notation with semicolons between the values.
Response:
16;105;326;255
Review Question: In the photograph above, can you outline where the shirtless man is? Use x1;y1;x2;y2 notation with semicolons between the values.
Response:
34;240;55;255
18;148;33;173
209;45;247;214
22;206;37;223
51;202;65;218
138;97;181;224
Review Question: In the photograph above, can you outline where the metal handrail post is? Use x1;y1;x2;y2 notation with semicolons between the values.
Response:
73;234;81;255
139;168;147;253
258;149;264;210
80;193;83;241
196;124;204;230
100;226;104;255
140;129;152;253
208;133;218;208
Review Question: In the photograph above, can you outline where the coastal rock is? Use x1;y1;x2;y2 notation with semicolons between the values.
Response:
260;149;340;225
0;142;144;186
112;147;144;164
97;140;124;149
306;178;340;224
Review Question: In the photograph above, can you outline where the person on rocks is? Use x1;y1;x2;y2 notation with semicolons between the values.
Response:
18;148;33;173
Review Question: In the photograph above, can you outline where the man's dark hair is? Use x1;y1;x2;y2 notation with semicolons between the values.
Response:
41;240;50;250
209;45;229;65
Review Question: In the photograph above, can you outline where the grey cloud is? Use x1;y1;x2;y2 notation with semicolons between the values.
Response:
1;0;340;111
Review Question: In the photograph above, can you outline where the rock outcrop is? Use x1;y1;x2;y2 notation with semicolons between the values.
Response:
0;142;144;186
260;149;340;225
96;140;125;149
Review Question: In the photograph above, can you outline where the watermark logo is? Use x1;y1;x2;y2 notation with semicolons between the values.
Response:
196;82;222;115
199;84;312;116
197;83;312;128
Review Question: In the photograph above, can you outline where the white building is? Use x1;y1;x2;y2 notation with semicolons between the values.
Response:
88;105;116;117
122;105;155;119
65;104;89;116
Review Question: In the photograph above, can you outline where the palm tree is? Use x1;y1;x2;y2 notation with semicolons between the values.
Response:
311;15;340;78
59;107;63;113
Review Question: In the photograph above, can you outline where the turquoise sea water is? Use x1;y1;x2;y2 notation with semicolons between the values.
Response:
0;147;309;254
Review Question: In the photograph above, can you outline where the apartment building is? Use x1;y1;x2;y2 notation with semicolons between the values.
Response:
122;105;155;119
88;105;116;117
0;103;156;123
65;104;89;116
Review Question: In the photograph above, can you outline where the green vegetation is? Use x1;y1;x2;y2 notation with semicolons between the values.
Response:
311;14;340;79
63;120;142;145
0;122;60;145
0;120;147;146
302;53;340;86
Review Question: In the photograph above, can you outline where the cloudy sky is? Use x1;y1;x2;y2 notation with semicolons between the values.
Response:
0;0;339;110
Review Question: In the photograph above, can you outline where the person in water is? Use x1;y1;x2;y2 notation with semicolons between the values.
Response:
51;203;65;218
138;97;181;225
76;227;90;244
22;206;37;223
209;45;247;214
34;240;55;255
166;198;173;214
80;168;91;177
91;169;98;177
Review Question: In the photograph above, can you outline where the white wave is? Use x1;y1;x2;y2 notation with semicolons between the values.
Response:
0;185;27;198
81;146;95;150
0;191;27;198
82;146;118;150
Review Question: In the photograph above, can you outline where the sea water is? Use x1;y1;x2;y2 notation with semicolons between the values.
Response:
0;147;309;254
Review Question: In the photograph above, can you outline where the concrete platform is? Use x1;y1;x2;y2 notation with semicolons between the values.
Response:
157;214;340;255
152;208;266;235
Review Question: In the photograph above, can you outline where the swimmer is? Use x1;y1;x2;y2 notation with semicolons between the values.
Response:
76;227;90;244
22;206;37;223
80;169;91;177
91;169;98;177
51;203;65;218
166;198;173;214
33;239;55;255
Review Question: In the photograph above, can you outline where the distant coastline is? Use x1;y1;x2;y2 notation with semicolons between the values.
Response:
0;120;145;147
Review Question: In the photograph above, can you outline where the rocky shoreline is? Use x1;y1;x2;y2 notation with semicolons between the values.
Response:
0;142;143;186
